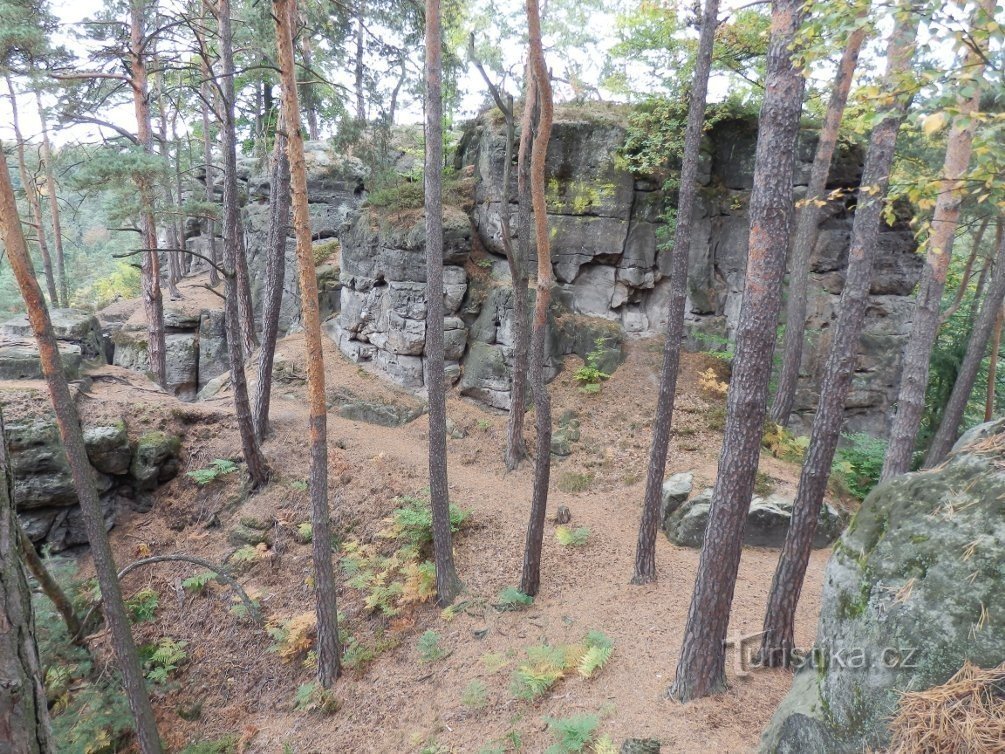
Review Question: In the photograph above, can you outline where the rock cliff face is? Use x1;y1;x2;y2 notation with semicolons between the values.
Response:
760;421;1005;752
453;109;922;434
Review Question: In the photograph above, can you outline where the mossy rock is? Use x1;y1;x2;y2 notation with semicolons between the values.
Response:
130;431;182;491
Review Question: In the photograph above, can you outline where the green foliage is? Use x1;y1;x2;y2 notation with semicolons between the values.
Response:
832;433;887;500
294;682;339;714
69;262;141;311
510;632;615;701
574;337;611;387
462;679;489;708
295;522;314;544
141;638;188;684
181;571;218;595
578;631;614;679
762;422;810;462
544;714;600;753
385;494;470;552
496;587;534;611
754;471;776;497
417;630;447;662
179;737;238;754
126;587;159;622
555;526;590;547
186;458;239;486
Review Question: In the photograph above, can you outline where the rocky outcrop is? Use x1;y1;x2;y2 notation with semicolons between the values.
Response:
455;108;921;434
10;418;181;551
662;487;844;549
0;309;106;380
760;422;1005;752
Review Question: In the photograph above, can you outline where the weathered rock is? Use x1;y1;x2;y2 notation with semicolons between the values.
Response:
328;388;426;427
620;740;661;754
228;524;271;547
664;491;844;549
198;309;229;390
660;472;693;526
83;422;131;475
0;341;82;380
130;431;182;491
1;309;104;360
761;428;1005;752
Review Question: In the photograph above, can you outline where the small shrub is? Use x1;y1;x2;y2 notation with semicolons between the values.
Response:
574;337;612;388
496;587;534;611
294;681;339;714
186;458;239;486
476;419;492;431
126;587;159;622
141;638;188;683
384;495;470;551
417;630;447;662
558;472;593;493
545;713;601;753
181;571;217;595
698;367;728;399
462;679;489;709
555;526;590;547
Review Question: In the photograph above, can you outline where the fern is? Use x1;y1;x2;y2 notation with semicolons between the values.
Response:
294;681;338;714
126;587;159;622
578;631;614;678
141;638;188;683
186;458;239;486
496;586;534;610
181;571;217;595
545;713;600;753
555;526;590;547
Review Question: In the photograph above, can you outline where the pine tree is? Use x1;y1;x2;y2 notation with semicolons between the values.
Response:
760;1;920;665
669;0;806;702
632;0;720;586
519;0;555;598
769;2;870;426
0;141;164;754
424;0;463;606
882;0;996;480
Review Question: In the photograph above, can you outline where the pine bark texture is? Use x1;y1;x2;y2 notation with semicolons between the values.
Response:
254;123;291;440
274;0;341;685
882;0;994;480
0;406;53;754
987;307;1003;421
670;0;806;702
424;0;463;606
0;143;163;754
632;0;720;586
759;6;919;664
129;0;167;389
769;13;868;426
198;18;220;288
5;75;59;306
219;0;271;489
519;0;555;598
925;228;1005;466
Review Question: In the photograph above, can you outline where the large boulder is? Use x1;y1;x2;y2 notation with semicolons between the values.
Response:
760;426;1005;752
664;491;844;549
0;342;82;380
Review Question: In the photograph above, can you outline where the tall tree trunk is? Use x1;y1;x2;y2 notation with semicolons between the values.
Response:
34;90;68;308
505;85;531;471
769;9;868;426
423;0;463;606
925;225;1005;466
986;306;1002;421
669;0;806;703
274;0;341;685
355;0;366;122
235;218;259;355
220;0;271;490
129;0;167;389
196;5;219;289
939;216;989;325
632;0;720;586
298;15;320;140
253;120;290;440
881;0;994;480
156;79;182;299
519;0;555;598
759;5;920;665
0;143;163;754
5;75;59;306
0;406;53;754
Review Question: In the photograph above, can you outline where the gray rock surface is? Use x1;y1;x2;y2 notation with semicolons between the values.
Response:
761;426;1005;752
664;491;844;549
1;309;104;360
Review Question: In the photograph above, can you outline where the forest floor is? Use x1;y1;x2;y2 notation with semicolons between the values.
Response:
28;327;833;753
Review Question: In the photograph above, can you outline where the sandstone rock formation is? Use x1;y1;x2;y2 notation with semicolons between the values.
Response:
760;420;1005;751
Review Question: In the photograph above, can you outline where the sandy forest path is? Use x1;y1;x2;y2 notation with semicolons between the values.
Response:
55;330;829;753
